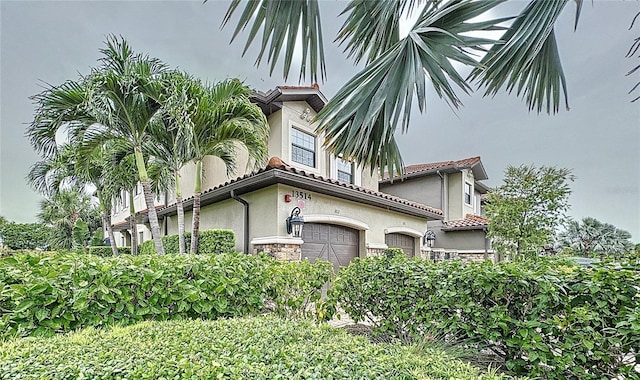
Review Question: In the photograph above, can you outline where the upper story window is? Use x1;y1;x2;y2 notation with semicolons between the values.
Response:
337;157;354;184
464;182;472;205
291;128;315;167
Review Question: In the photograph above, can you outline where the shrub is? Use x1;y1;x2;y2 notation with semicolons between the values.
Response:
327;256;640;379
0;316;515;379
0;251;272;339
0;223;51;250
138;240;155;255
88;246;131;256
384;247;404;258
138;229;234;254
198;229;235;254
265;259;333;320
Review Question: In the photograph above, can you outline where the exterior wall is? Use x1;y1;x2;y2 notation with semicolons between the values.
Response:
379;175;442;210
474;189;484;216
447;172;463;220
427;220;487;251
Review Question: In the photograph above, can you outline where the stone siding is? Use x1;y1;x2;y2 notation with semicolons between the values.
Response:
254;243;301;261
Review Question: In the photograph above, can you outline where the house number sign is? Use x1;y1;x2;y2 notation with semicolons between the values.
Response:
291;190;312;200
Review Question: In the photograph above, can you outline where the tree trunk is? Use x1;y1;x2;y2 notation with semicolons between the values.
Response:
104;211;119;256
175;171;186;254
141;179;164;255
134;147;164;255
190;160;202;254
129;191;138;255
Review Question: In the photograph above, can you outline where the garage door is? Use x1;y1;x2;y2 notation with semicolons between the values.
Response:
385;233;415;257
302;223;359;271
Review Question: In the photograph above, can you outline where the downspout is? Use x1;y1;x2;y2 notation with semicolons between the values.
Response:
483;228;489;261
230;189;250;254
437;170;446;221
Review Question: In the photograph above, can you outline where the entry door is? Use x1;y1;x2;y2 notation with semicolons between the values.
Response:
385;233;415;257
302;223;359;271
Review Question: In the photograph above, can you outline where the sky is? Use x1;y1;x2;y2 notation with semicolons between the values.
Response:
1;0;639;241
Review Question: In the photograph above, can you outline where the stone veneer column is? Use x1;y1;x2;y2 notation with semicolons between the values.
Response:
254;243;302;261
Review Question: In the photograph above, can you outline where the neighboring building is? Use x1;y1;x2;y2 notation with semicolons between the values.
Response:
109;85;444;270
379;157;496;262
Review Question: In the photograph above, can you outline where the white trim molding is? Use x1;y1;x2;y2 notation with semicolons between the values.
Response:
303;214;370;230
384;226;423;238
251;236;304;245
366;242;388;250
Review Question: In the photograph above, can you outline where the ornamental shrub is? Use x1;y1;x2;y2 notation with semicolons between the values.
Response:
137;230;234;255
0;251;272;339
0;223;51;250
0;316;515;380
88;246;131;256
265;259;333;320
327;256;640;379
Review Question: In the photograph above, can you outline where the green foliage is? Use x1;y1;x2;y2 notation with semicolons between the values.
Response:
265;259;333;320
0;251;273;339
0;316;513;379
88;246;132;256
139;230;234;255
198;229;235;254
138;239;156;255
0;223;51;250
89;228;104;247
384;247;404;258
486;165;574;260
557;217;634;258
328;256;640;379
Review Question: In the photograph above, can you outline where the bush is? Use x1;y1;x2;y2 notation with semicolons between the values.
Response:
0;223;51;250
265;259;333;320
384;247;404;258
327;256;640;379
138;229;234;254
0;251;272;339
198;229;235;254
0;316;515;379
88;246;131;256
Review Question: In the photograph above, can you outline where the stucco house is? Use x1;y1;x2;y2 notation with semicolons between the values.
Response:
379;157;496;262
109;85;444;270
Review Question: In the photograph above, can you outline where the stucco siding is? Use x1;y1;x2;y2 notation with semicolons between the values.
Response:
448;172;463;220
379;175;442;209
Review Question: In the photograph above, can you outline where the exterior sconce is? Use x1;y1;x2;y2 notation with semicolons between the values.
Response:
286;207;304;238
423;230;436;248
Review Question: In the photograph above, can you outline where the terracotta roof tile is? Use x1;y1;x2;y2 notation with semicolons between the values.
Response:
443;214;489;230
161;157;443;217
383;156;481;181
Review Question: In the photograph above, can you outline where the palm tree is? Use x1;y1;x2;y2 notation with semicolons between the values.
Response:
28;35;169;254
38;189;100;251
558;217;634;259
178;78;269;254
146;72;196;254
221;0;586;176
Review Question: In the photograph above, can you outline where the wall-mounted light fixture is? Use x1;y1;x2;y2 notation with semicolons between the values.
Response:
300;108;312;122
286;206;304;238
423;230;436;248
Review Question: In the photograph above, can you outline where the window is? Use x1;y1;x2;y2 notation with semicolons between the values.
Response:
464;182;472;205
336;157;354;184
291;128;315;167
138;231;144;243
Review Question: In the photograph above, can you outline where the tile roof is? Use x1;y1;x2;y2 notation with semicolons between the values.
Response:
442;214;489;231
381;156;487;182
158;156;443;219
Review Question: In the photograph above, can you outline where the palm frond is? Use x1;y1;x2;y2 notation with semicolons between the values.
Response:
627;12;640;102
317;0;505;177
221;0;326;82
470;0;578;113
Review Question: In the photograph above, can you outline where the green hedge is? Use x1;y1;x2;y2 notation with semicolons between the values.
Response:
0;316;515;379
0;251;272;339
138;229;235;255
0;223;51;250
326;256;640;379
88;246;131;256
